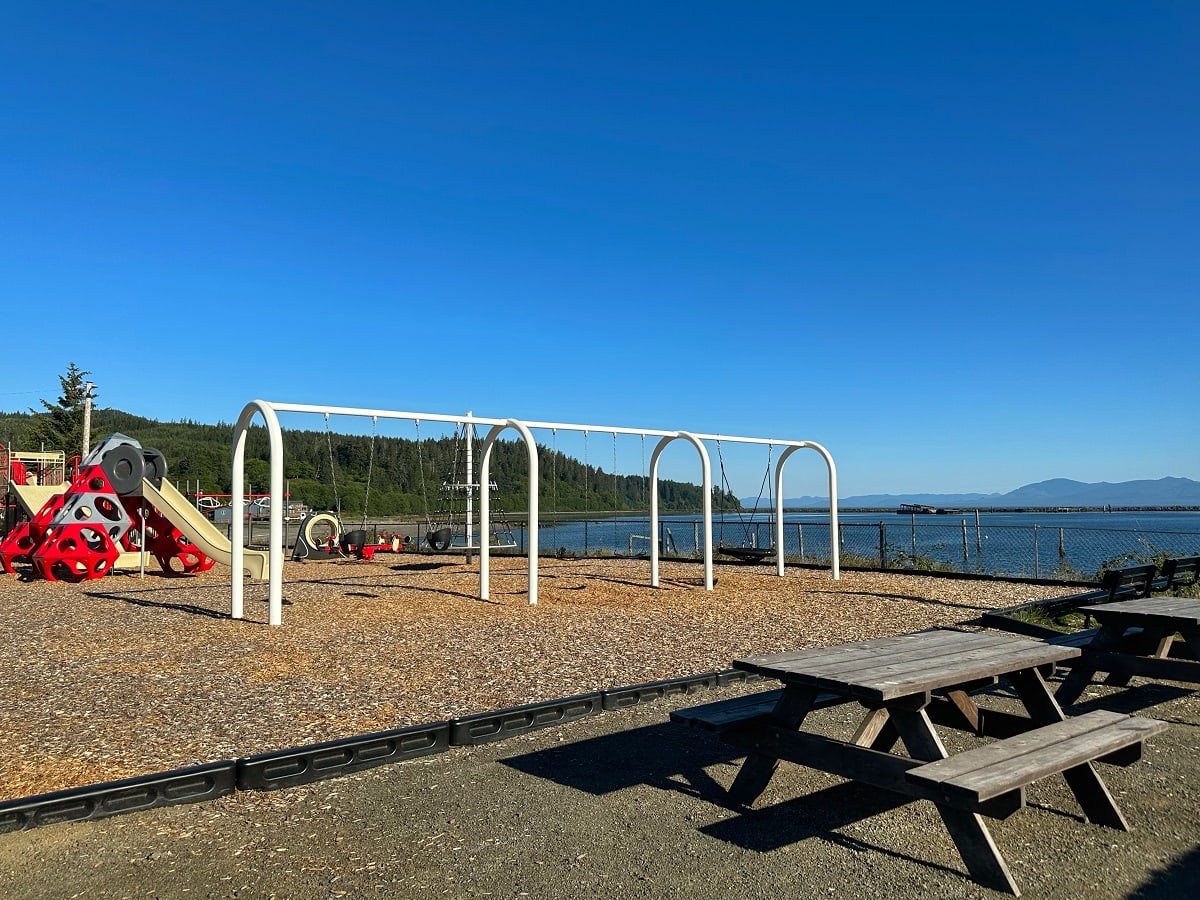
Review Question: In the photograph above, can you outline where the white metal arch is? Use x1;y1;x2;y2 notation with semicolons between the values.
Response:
231;400;285;624
773;442;840;579
478;419;539;603
649;431;714;589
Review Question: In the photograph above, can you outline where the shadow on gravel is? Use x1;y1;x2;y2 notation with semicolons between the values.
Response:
1130;844;1200;899
500;722;742;802
84;590;232;620
967;674;1194;718
1067;681;1196;717
501;721;959;877
699;781;964;879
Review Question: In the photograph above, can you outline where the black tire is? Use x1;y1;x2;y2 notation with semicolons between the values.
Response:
100;444;144;495
427;527;453;551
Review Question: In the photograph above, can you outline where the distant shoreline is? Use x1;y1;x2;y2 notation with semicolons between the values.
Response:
785;506;1200;514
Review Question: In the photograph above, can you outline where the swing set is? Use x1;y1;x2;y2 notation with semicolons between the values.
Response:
291;414;404;562
230;400;839;626
416;418;517;553
715;440;776;562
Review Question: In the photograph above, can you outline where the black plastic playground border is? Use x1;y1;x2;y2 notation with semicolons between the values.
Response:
0;668;763;834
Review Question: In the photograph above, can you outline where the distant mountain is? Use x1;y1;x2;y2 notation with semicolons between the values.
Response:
748;477;1200;509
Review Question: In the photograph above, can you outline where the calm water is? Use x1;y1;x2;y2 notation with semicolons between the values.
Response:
522;509;1200;581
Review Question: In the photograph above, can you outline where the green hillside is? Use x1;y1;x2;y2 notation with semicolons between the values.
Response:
1;409;740;517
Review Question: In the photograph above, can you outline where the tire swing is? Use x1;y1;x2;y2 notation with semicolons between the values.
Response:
339;417;377;557
290;414;346;561
416;419;453;552
716;440;775;563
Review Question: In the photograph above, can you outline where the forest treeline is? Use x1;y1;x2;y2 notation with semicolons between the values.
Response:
1;409;741;517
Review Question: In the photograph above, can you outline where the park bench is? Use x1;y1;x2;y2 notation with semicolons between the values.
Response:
1159;555;1200;592
982;562;1161;642
906;709;1168;820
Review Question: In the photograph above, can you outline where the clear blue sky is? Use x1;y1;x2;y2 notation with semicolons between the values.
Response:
2;2;1196;499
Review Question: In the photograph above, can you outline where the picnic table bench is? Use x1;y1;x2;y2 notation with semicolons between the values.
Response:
672;629;1167;896
1055;595;1200;705
981;557;1200;645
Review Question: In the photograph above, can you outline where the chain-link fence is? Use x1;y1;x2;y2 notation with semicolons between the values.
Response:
500;516;1200;583
230;514;1200;584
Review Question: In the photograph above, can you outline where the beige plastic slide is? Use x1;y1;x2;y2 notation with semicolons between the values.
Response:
142;479;270;579
8;483;66;517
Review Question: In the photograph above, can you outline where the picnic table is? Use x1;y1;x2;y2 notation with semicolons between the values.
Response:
673;628;1166;896
1055;596;1200;706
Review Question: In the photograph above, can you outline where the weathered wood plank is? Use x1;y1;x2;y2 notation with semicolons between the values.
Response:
906;711;1168;804
738;631;1077;702
669;688;848;733
1082;596;1200;628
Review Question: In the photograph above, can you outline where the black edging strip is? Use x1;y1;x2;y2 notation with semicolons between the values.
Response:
449;693;602;746
0;760;237;834
601;671;722;710
237;721;451;791
1;668;755;832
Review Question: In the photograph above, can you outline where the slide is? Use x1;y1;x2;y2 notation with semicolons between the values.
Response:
9;483;67;518
142;479;270;580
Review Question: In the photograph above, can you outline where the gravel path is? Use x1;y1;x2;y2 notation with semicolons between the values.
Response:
1;557;1196;897
0;677;1197;899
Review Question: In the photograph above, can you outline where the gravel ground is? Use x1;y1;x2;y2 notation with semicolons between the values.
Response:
0;557;1197;898
0;676;1197;899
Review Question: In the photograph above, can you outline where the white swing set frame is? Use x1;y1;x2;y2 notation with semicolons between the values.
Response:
231;400;839;625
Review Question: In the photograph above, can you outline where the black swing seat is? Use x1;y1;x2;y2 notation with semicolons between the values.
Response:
426;527;453;552
719;546;774;562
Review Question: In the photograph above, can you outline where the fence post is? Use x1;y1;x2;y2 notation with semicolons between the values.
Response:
879;522;887;568
797;522;804;560
1033;524;1039;579
962;519;968;564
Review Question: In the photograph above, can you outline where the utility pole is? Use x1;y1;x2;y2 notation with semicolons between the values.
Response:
81;382;94;458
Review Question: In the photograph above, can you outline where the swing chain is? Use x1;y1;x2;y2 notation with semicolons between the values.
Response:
324;413;341;518
361;416;377;529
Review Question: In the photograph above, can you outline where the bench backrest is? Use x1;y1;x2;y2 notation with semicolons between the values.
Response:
1161;555;1200;590
1100;563;1157;601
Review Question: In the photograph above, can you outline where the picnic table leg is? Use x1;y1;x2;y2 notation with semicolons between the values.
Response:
1055;625;1127;706
851;706;900;750
1008;668;1130;830
887;703;1020;896
1104;625;1173;686
727;685;819;807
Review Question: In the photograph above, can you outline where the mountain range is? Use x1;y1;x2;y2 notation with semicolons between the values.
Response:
745;477;1200;509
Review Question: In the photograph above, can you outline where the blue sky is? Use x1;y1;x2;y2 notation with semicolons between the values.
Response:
2;2;1196;499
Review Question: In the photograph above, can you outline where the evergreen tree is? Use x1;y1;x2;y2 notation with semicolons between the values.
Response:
26;363;96;456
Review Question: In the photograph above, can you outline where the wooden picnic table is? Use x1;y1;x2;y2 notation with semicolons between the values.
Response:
1055;596;1200;706
678;628;1165;896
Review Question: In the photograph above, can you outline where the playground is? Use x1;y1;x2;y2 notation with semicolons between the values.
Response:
0;555;1067;804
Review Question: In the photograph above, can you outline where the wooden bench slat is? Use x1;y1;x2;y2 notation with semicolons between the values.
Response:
907;711;1167;804
670;688;845;732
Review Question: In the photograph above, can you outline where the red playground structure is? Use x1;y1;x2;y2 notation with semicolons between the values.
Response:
0;434;215;582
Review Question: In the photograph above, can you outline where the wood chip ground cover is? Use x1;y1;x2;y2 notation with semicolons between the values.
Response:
0;556;1066;801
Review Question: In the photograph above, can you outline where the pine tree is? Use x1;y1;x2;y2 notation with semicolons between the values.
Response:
26;363;96;456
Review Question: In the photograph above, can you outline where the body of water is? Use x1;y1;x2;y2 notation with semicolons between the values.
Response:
521;509;1200;582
